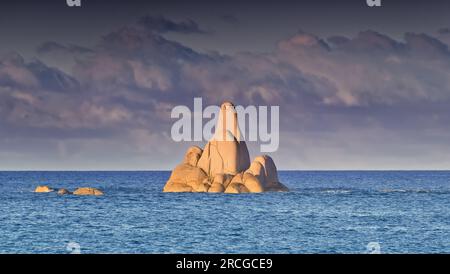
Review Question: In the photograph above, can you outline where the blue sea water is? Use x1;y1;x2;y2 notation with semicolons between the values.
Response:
0;171;449;254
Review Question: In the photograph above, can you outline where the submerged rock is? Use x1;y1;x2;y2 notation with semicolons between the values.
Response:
73;187;104;196
163;101;288;193
34;185;54;193
57;188;72;195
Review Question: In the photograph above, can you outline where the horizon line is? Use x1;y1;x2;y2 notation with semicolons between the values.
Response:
1;169;450;172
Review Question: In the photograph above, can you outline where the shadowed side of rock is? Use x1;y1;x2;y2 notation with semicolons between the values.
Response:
57;188;72;195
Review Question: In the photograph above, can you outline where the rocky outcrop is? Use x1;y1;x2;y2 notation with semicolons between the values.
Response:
163;101;288;194
35;186;103;196
34;185;54;193
73;187;104;196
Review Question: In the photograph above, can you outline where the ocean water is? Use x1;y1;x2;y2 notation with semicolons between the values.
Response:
0;171;449;254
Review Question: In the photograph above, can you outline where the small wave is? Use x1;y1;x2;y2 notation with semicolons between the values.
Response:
305;188;450;195
321;189;352;194
344;225;379;232
380;189;408;193
379;189;450;194
299;187;356;195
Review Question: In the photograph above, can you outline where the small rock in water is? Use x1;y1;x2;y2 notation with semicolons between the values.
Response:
34;185;54;193
73;187;104;196
57;188;72;195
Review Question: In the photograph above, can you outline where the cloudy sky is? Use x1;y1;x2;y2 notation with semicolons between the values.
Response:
1;0;450;170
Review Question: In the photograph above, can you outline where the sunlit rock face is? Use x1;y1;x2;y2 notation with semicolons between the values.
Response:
34;185;54;193
73;187;104;196
197;101;250;177
163;101;288;194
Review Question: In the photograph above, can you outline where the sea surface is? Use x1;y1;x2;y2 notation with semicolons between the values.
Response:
0;171;449;254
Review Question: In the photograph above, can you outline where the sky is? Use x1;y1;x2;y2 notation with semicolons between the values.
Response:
1;0;450;170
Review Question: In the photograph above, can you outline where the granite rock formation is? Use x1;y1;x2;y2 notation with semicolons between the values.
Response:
73;187;104;196
34;186;103;196
163;101;288;193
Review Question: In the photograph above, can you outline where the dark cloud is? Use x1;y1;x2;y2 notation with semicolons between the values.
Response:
438;28;450;34
326;36;350;47
349;31;404;51
137;15;209;34
0;52;79;91
404;32;449;56
276;30;450;107
36;41;93;55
